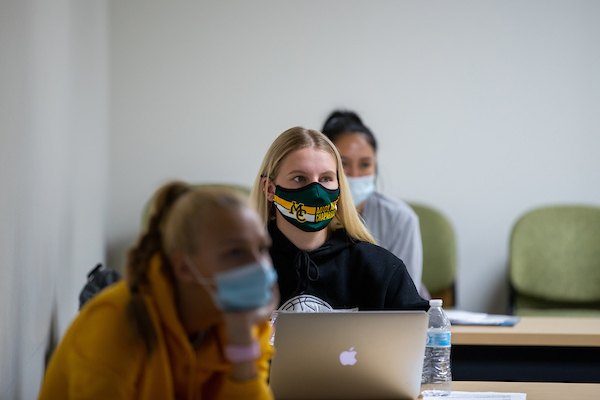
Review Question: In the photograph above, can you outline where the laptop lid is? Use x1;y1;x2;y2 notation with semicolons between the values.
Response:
269;311;428;400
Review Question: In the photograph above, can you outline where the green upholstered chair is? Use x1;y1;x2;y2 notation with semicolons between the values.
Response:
509;205;600;317
408;203;458;307
142;183;251;228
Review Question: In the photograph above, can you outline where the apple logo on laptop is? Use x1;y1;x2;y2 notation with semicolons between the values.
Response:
339;347;358;366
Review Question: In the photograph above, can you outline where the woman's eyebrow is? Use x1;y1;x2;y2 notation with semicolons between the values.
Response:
286;169;337;176
286;169;307;175
214;237;246;246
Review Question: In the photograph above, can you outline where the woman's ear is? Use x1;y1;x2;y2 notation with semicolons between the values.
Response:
171;252;197;284
262;177;276;202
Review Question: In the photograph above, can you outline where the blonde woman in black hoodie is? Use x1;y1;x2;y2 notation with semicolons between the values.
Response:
250;127;427;313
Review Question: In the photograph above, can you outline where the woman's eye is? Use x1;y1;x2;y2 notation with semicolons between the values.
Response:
321;176;331;183
293;176;305;183
360;162;372;169
226;248;244;258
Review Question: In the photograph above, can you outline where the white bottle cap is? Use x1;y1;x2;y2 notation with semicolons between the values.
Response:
429;299;443;307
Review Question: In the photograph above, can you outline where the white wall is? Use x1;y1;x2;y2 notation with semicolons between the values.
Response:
0;1;108;398
109;1;600;314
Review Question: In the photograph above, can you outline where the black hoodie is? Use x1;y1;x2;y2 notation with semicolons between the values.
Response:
269;222;429;312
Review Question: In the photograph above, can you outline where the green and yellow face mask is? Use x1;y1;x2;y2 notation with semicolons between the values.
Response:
273;182;340;232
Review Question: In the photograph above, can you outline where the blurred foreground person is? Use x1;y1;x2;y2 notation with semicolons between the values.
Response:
38;182;278;400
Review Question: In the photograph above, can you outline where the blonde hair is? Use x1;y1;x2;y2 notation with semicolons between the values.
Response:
250;126;375;244
126;181;247;355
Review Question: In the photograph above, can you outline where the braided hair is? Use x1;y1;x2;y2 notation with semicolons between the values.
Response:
125;181;191;355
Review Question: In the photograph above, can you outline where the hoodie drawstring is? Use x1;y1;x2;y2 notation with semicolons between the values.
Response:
293;251;320;294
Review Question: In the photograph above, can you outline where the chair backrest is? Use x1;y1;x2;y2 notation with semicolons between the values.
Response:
408;203;457;306
509;205;600;315
141;183;251;228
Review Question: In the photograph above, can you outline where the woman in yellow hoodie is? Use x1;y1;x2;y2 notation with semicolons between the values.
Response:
38;182;278;399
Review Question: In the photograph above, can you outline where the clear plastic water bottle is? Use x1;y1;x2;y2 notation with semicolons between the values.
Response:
421;299;452;396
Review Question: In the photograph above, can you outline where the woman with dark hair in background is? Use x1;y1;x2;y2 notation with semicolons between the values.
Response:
322;111;429;298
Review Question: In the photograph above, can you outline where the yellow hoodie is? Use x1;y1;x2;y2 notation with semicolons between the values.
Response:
38;257;274;400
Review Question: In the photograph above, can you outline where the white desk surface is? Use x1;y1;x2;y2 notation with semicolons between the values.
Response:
452;381;600;400
452;316;600;346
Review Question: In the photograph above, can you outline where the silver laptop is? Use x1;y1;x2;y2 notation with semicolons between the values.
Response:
269;311;428;400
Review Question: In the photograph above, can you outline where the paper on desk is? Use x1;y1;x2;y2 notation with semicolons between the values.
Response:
445;310;521;326
423;391;526;399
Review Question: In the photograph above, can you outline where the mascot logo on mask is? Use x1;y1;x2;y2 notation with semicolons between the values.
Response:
290;201;308;222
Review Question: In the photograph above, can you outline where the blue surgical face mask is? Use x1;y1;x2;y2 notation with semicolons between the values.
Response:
185;256;278;311
346;174;376;206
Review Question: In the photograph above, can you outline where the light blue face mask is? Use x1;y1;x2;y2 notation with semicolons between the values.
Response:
346;174;376;206
185;256;278;311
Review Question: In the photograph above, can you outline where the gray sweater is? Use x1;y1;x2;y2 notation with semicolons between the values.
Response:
361;192;425;296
